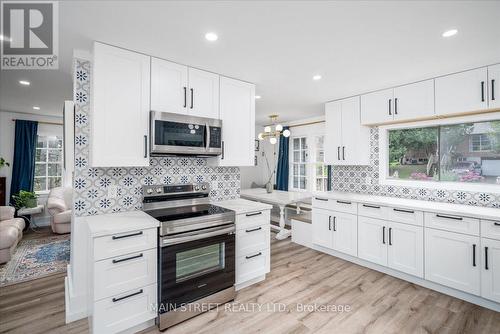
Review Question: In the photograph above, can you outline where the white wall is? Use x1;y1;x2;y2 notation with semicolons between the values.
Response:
0;110;63;224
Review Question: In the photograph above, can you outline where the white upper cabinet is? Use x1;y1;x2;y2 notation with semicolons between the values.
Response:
435;67;488;116
187;68;220;119
360;88;393;125
393;79;435;122
488;64;500;109
92;42;151;167
217;77;255;166
325;96;370;166
150;57;188;115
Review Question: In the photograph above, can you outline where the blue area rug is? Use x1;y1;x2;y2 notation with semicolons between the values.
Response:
0;234;70;286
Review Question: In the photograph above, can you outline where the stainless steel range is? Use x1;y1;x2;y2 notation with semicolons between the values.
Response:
142;183;236;331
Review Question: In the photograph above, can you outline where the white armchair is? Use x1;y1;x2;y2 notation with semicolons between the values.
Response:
0;206;25;263
47;187;72;234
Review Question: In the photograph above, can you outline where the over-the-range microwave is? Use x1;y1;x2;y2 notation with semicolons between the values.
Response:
150;111;223;156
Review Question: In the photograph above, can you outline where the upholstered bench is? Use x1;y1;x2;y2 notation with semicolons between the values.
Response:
0;206;25;264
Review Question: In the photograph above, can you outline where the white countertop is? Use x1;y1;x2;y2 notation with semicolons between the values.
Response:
215;198;272;215
85;210;159;237
240;188;311;206
312;191;500;221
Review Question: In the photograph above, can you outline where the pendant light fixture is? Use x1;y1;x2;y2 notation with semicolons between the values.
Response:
258;115;290;145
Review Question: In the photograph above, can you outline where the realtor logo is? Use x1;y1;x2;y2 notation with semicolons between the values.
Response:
1;1;59;69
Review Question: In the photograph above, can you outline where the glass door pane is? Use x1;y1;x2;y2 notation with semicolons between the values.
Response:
176;242;225;283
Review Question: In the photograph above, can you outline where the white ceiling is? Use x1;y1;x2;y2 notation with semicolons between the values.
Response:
1;1;500;124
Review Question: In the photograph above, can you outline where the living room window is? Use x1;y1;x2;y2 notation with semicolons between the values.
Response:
314;135;329;192
290;137;308;190
35;135;63;193
384;119;500;188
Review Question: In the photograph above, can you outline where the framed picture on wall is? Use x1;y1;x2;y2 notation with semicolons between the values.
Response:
255;140;260;152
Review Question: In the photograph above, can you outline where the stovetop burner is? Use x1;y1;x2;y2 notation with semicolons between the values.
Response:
147;204;233;222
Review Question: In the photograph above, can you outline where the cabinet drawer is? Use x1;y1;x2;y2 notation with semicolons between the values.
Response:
236;225;270;258
424;212;479;236
93;283;157;334
93;228;157;261
388;207;423;226
482;220;500;240
312;197;357;214
236;210;270;231
94;248;157;301
358;203;388;220
236;248;270;285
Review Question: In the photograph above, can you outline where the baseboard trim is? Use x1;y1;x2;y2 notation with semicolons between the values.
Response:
311;243;500;312
235;275;266;291
65;266;88;323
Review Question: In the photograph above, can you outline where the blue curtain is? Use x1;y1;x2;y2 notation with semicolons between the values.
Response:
10;120;38;204
276;126;290;191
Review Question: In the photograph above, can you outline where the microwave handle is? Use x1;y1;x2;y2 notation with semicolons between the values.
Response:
205;123;211;150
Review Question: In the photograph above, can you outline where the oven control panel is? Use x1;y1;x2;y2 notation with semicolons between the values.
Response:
143;183;209;197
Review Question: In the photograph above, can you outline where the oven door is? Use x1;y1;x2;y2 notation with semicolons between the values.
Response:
159;225;235;313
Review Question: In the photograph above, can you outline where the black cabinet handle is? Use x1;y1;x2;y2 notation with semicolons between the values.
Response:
393;208;414;214
221;141;224;159
494;222;500;226
388;227;392;245
342;146;345;160
112;231;143;240
246;211;262;217
245;227;262;233
333;216;337;231
436;214;463;221
112;253;143;264
337;146;340;160
190;88;194;109
492;79;496;101
183;87;187;107
394;98;398;115
315;197;328;201
328;216;331;231
363;204;381;209
481;81;485;102
485;247;489;270
246;252;262;259
472;244;476;267
143;135;148;158
388;99;392;115
382;226;386;244
337;200;351;205
112;289;143;303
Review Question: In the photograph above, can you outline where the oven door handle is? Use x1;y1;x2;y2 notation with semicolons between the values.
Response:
161;224;235;246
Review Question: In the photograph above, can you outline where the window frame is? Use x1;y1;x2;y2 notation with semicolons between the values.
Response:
379;112;500;194
289;136;308;192
469;133;492;152
34;135;64;194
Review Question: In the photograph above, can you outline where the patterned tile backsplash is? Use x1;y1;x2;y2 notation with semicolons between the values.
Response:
331;128;500;208
73;58;240;217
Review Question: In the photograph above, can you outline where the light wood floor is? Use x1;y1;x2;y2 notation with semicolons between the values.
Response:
1;233;499;334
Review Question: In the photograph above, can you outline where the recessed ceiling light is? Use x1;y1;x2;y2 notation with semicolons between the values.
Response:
442;29;458;38
19;80;30;86
255;95;261;99
205;32;218;42
313;75;322;81
33;106;40;110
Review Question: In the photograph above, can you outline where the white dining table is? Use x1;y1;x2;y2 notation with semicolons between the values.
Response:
240;188;311;240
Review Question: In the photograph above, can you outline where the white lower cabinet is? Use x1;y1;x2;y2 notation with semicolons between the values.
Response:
425;228;480;295
312;208;357;256
235;210;271;289
387;221;423;277
358;216;387;266
481;238;500;303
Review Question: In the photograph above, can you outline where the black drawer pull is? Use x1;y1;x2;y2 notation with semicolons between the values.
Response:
485;247;489;270
246;252;262;259
112;289;143;303
333;216;337;231
112;253;143;264
246;211;262;217
363;204;380;209
245;227;262;233
112;231;143;240
436;214;463;221
328;216;331;231
494;222;500;226
382;226;386;244
337;200;352;205
393;208;414;214
481;81;485;102
315;197;328;201
388;227;392;245
472;244;476;267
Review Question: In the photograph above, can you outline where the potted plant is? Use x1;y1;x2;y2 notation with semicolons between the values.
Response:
0;157;10;170
12;190;38;209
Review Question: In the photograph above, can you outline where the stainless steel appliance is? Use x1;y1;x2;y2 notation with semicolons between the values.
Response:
142;183;235;330
150;111;223;156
